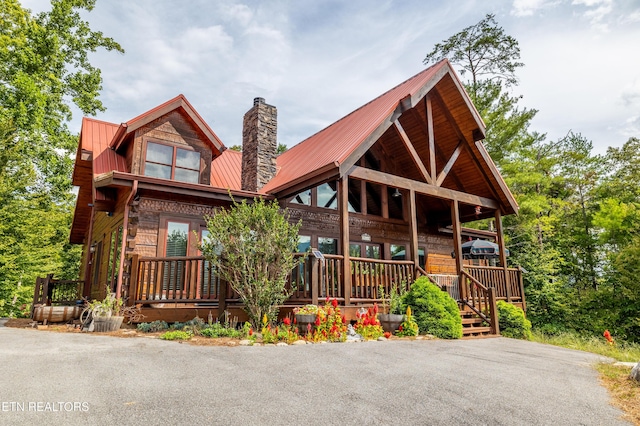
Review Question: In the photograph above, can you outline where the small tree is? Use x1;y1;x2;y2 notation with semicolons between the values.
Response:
201;197;300;328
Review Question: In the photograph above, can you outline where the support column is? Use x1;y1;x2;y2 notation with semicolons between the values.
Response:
494;209;511;302
339;177;351;305
409;189;419;273
451;200;463;274
451;199;464;300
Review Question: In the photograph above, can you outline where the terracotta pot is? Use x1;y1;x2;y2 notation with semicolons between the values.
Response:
378;313;404;333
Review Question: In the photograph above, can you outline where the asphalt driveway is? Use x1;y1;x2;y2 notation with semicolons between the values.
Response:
0;325;628;425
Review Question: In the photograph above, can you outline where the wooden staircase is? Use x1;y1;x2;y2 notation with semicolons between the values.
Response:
460;309;495;338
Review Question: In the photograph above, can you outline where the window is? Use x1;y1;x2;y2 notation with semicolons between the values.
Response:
166;222;189;256
317;183;337;209
145;141;200;184
318;237;338;254
290;189;311;206
297;235;311;253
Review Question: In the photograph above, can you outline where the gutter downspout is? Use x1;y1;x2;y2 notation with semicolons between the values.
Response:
115;180;138;299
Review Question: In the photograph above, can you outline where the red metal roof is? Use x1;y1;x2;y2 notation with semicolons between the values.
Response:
260;60;451;194
79;117;127;176
210;149;242;190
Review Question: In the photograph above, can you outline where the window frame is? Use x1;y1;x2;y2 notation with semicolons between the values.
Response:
143;139;201;184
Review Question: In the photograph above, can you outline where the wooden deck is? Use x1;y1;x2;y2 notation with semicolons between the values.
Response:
121;253;525;334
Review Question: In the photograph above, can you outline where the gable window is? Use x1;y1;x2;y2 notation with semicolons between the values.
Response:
145;141;200;184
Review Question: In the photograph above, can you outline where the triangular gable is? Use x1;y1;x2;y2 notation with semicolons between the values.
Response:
260;59;517;215
109;94;225;155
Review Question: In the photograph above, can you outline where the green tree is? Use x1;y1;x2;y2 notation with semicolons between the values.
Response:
200;198;301;328
0;0;123;196
423;13;523;97
0;0;122;316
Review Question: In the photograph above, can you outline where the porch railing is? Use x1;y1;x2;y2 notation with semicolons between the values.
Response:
131;255;239;304
465;265;524;306
33;274;84;306
459;270;499;335
350;257;413;303
127;254;522;317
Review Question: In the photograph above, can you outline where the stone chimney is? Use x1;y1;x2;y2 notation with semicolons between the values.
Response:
241;97;277;192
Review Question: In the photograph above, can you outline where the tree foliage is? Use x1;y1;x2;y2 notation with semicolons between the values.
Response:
425;15;640;342
0;0;121;316
424;13;523;96
201;198;301;328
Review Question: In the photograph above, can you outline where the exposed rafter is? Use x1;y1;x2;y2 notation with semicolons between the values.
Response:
436;141;463;187
393;120;432;184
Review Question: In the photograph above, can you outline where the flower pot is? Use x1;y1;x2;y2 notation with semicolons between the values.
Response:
378;313;404;333
92;315;124;332
295;314;317;336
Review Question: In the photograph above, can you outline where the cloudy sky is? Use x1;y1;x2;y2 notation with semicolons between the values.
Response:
24;0;640;154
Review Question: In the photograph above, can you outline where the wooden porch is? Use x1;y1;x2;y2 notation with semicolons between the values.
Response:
123;252;525;334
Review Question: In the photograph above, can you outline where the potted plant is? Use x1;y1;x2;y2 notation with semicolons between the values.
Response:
378;283;405;333
87;290;124;332
293;304;318;335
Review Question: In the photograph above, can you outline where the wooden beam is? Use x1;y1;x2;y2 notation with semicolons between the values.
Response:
409;189;419;271
393;120;432;184
409;107;465;190
426;95;437;183
430;88;504;205
349;166;499;209
494;209;511;302
339;177;351;305
451;200;463;274
436;141;463;187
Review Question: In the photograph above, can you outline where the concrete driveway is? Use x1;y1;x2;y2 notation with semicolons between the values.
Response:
0;325;628;425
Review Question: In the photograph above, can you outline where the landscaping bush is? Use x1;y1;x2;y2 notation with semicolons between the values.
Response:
136;320;168;333
401;277;462;339
159;330;192;340
497;300;532;340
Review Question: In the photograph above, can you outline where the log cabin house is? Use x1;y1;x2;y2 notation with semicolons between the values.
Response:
45;59;525;335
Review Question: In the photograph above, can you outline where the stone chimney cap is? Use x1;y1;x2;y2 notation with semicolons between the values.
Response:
253;97;265;106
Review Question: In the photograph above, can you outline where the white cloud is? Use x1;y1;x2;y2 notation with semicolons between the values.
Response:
571;0;613;31
511;0;556;17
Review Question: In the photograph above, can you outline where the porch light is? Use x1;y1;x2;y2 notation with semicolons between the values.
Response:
392;188;402;198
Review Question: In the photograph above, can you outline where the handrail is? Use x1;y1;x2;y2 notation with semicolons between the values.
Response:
349;256;414;265
460;269;499;335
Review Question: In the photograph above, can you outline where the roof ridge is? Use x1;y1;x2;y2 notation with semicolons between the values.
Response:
82;116;119;127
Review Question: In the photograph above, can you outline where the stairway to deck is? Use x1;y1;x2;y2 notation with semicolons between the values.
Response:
460;309;494;338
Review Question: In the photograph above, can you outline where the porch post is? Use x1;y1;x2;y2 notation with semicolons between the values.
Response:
339;177;351;305
451;200;464;300
494;209;511;302
409;189;419;275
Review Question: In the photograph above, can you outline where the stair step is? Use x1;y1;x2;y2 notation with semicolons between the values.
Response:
462;326;492;335
461;317;484;325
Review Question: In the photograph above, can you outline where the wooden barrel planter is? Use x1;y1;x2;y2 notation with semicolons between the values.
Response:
32;306;81;323
295;314;317;336
378;313;404;333
92;316;124;332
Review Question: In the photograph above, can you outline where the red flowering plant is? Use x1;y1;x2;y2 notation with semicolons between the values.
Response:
307;298;348;343
354;304;384;340
603;329;615;346
261;314;300;344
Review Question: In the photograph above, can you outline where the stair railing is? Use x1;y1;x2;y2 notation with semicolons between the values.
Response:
460;269;499;335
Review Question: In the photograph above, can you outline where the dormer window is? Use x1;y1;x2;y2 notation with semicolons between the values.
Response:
144;141;201;184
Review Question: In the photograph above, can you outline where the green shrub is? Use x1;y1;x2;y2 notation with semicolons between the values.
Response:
497;301;532;340
200;322;242;338
136;320;168;333
159;330;192;340
402;277;462;339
